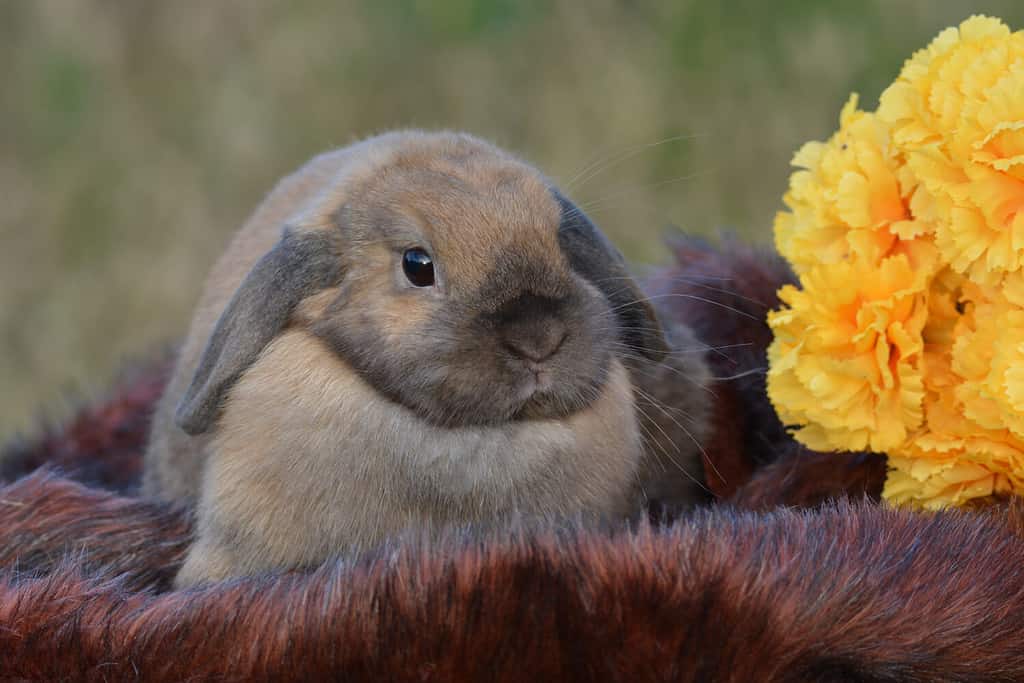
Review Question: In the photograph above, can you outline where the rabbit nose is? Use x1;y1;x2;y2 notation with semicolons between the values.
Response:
503;321;567;362
492;292;570;362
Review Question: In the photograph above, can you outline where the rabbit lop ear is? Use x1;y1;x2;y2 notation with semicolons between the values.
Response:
175;228;342;435
553;191;669;362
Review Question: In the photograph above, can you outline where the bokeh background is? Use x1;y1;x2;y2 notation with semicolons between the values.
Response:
3;0;1024;439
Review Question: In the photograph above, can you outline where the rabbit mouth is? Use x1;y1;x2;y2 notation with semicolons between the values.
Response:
513;366;555;404
512;367;600;423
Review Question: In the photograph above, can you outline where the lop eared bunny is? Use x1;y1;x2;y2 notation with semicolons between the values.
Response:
143;131;701;586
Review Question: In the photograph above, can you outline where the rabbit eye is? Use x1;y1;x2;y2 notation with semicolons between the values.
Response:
402;248;435;287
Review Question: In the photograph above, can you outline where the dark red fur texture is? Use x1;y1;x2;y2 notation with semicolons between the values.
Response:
730;447;888;512
0;470;189;593
0;357;172;493
3;471;1024;682
647;235;794;486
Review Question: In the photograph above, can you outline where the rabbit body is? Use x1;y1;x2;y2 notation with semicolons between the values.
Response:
143;131;704;586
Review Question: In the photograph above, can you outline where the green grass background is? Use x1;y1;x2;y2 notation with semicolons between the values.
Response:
3;1;1023;439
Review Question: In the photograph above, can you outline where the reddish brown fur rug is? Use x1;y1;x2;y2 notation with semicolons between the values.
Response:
4;237;1015;682
5;472;1024;682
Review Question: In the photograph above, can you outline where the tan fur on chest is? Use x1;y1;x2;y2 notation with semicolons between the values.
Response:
175;329;641;585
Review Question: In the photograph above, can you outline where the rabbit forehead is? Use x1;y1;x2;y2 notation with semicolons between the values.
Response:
347;145;568;291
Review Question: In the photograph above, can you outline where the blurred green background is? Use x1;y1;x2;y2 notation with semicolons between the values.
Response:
3;0;1023;439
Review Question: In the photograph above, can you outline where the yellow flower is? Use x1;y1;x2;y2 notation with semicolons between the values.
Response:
884;451;1015;509
878;15;1024;286
774;95;921;274
953;289;1024;439
769;15;1024;508
767;244;935;453
886;280;1024;508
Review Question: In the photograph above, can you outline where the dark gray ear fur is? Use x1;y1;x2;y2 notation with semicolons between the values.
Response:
175;229;342;435
554;191;669;362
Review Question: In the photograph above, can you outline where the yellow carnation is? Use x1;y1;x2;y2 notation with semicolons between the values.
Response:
886;280;1024;507
952;288;1024;439
884;452;1015;509
767;245;935;453
774;95;921;274
769;15;1024;508
878;15;1024;286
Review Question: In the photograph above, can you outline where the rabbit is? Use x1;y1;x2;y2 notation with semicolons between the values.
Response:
142;130;711;586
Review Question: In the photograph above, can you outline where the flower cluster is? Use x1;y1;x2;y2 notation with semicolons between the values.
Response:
768;16;1024;508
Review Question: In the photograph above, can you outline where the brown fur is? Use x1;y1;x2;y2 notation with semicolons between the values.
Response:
0;470;189;592
729;447;887;511
4;472;1024;681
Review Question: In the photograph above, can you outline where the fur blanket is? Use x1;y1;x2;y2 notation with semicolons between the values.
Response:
3;238;1020;682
